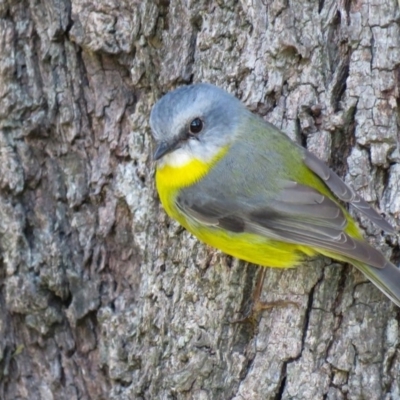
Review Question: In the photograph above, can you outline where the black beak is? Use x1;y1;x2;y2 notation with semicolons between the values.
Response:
153;140;178;161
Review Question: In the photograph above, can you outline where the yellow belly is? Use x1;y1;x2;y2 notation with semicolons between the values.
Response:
186;223;316;268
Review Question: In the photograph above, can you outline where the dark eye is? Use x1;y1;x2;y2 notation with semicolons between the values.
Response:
189;118;203;134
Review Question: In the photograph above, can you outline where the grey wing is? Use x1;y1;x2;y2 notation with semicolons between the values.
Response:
177;181;389;269
303;150;395;233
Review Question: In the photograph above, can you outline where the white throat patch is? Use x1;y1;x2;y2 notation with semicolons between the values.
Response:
158;148;197;168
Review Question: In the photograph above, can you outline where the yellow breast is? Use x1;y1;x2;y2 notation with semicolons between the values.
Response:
155;147;228;221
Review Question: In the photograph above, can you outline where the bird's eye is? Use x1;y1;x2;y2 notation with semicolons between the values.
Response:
189;118;203;134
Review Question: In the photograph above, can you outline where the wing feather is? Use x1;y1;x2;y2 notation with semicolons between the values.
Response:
303;150;394;233
178;181;389;269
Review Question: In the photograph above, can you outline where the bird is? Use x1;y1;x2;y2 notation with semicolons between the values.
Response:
150;83;400;307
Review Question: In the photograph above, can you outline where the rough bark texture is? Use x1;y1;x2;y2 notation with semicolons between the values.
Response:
0;0;399;399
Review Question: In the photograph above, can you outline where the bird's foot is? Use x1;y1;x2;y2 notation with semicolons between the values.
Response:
231;268;299;325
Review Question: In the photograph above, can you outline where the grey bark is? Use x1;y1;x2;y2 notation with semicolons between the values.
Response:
0;0;399;399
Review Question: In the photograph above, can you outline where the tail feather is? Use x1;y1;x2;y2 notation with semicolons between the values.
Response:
355;261;400;307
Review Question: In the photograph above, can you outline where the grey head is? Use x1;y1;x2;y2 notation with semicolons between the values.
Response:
150;83;247;166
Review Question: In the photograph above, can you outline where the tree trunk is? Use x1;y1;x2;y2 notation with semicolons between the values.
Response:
0;0;399;399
